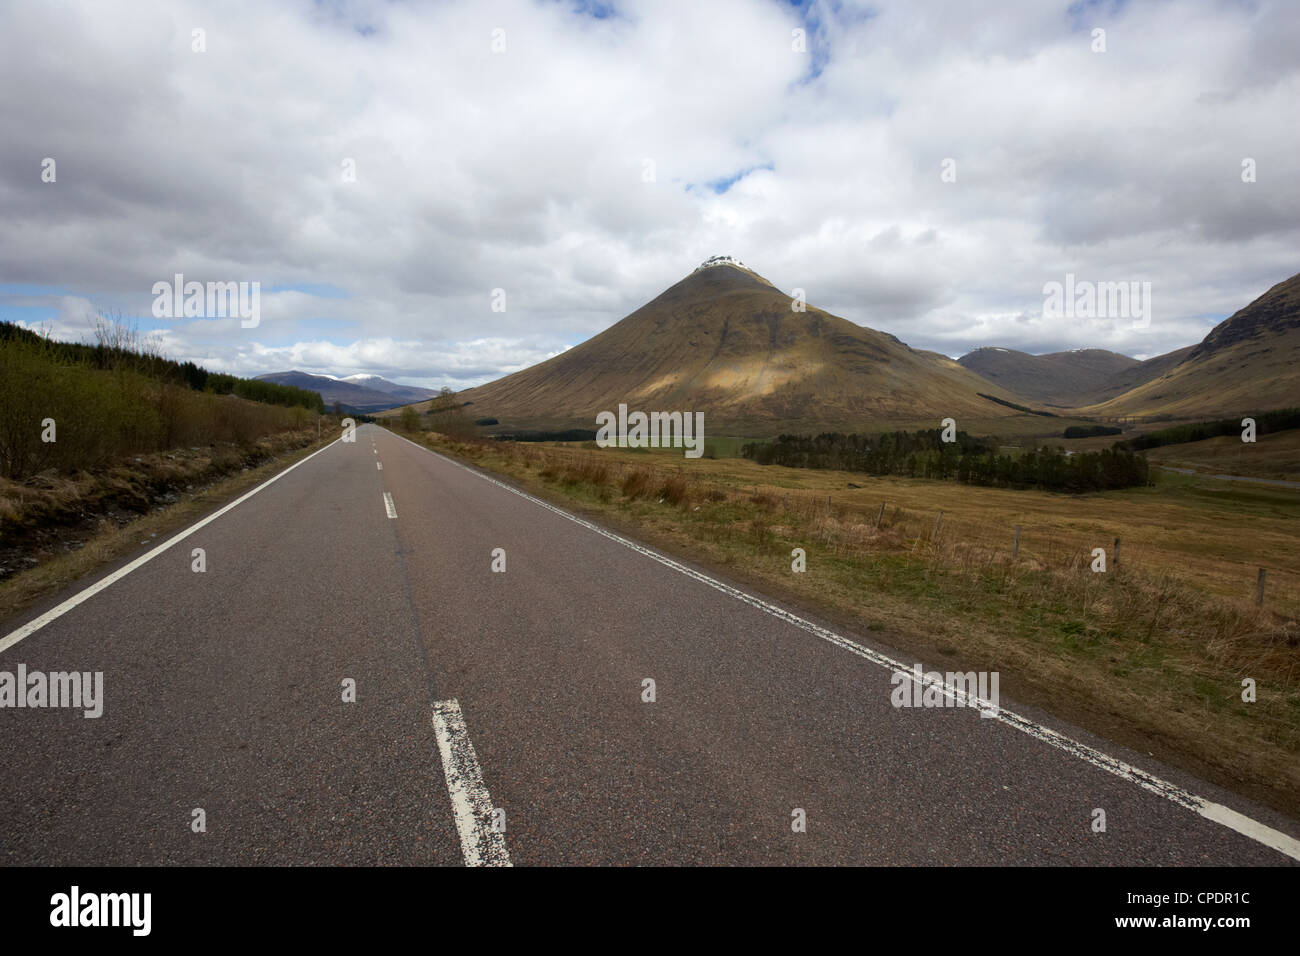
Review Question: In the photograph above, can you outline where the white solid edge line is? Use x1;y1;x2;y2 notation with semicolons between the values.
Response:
383;491;397;518
431;699;511;867
0;438;343;657
392;431;1300;863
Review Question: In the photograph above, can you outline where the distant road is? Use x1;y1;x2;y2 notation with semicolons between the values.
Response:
1;424;1296;865
1157;465;1300;489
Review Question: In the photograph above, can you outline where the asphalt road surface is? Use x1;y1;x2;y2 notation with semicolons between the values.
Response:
2;423;1297;866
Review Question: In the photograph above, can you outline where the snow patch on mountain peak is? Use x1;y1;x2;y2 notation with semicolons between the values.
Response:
693;255;748;273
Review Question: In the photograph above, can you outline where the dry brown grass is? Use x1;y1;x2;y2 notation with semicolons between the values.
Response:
656;474;690;506
620;467;654;500
563;458;610;487
1144;430;1300;482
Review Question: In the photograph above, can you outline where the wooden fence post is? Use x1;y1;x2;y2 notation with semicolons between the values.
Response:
932;511;943;542
876;501;886;530
1113;536;1121;569
1013;524;1021;558
1256;568;1266;607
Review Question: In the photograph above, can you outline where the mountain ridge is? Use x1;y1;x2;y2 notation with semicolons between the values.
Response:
957;347;1138;406
1078;270;1300;418
255;370;437;412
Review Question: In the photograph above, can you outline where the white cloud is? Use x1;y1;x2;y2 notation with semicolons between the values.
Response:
1;0;1296;383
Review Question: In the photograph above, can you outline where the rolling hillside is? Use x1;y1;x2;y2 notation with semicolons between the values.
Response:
958;348;1137;406
1080;270;1300;418
336;374;440;406
447;259;1044;435
1075;345;1196;406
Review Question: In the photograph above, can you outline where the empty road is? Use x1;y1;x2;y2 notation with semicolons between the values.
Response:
1;423;1297;866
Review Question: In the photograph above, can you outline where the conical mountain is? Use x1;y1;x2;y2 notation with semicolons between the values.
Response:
457;259;1039;434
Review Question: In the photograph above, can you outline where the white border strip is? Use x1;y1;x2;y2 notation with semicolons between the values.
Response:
394;431;1300;862
0;438;341;657
431;699;511;867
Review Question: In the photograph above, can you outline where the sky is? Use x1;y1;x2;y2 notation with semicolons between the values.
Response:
2;0;1297;389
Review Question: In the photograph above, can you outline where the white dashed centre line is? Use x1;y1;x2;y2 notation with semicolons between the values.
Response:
382;492;397;519
431;699;510;867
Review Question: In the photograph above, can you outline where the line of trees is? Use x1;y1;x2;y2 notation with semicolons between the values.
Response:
978;393;1057;416
743;429;1150;492
493;429;599;443
202;372;322;410
742;429;996;474
1063;424;1122;438
0;320;323;411
0;317;321;479
1119;408;1300;451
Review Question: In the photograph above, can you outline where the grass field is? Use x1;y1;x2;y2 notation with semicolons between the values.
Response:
1054;423;1300;482
409;429;1300;819
1142;430;1300;483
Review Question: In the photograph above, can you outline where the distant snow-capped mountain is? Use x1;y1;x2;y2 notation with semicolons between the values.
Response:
254;370;438;412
